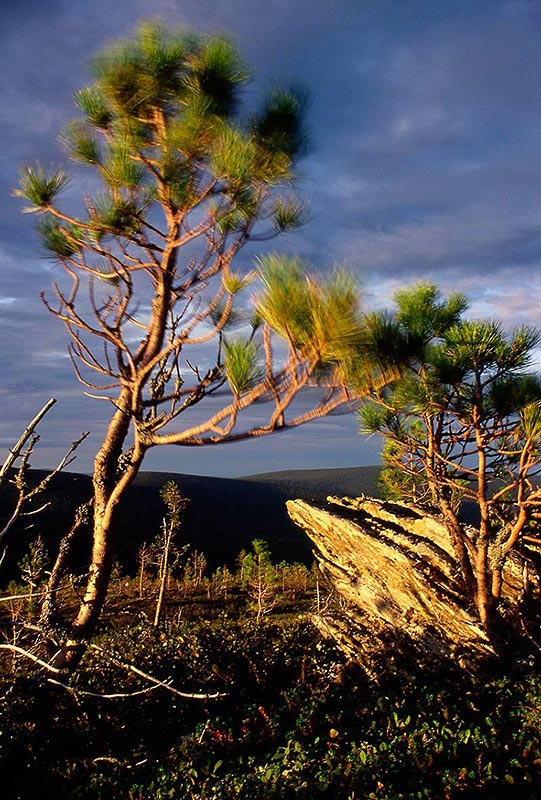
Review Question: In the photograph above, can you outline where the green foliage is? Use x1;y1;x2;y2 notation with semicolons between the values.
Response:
222;269;255;296
377;439;426;503
19;20;305;253
100;144;145;190
520;398;541;443
271;196;308;233
255;253;314;343
251;87;310;158
211;125;290;185
256;254;362;371
15;163;70;211
359;284;468;387
62;119;102;166
159;151;194;207
88;192;142;236
444;320;540;375
17;535;48;585
358;281;541;625
16;535;49;616
74;86;112;129
164;101;224;161
17;535;48;593
2;602;541;799
160;480;189;529
394;282;467;353
37;217;85;259
91;22;191;117
240;539;280;621
223;339;262;397
91;21;250;126
184;34;251;117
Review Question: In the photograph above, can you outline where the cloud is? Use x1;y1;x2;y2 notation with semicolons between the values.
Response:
1;0;540;474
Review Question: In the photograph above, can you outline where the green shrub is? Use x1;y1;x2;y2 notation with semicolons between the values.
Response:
1;589;541;798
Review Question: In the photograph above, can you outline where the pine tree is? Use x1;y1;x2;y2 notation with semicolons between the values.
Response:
359;283;541;627
16;22;362;669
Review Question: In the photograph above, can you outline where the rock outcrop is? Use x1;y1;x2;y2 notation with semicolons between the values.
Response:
287;495;526;673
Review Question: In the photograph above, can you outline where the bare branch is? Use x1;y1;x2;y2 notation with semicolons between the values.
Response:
0;398;56;487
88;644;226;700
0;643;63;674
47;677;163;700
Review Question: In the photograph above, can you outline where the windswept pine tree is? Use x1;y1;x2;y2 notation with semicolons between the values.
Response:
359;283;541;629
16;22;363;669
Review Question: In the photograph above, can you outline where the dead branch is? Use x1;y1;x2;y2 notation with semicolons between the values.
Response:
0;580;72;604
47;677;162;700
0;430;90;546
88;643;226;700
0;643;63;673
0;639;226;702
0;398;56;487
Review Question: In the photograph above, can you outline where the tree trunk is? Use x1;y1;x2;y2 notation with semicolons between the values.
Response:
475;538;491;627
52;397;136;670
473;410;496;628
153;522;172;628
439;494;477;600
423;420;477;600
40;501;91;628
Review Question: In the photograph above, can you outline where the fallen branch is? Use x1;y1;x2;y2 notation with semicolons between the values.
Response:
0;643;62;673
0;580;72;604
88;643;227;700
0;639;227;701
47;677;162;700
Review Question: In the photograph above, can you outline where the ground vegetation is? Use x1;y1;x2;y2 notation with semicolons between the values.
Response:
2;535;541;799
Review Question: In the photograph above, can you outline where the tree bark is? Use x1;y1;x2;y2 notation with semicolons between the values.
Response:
52;394;137;669
153;522;172;627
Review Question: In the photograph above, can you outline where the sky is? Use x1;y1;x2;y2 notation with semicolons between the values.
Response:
1;0;540;477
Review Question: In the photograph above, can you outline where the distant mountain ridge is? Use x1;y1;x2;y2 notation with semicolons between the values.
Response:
0;466;382;581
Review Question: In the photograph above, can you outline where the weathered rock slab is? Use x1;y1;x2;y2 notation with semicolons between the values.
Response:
287;496;524;672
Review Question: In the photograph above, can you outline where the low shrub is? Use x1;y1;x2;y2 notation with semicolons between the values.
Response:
1;605;541;799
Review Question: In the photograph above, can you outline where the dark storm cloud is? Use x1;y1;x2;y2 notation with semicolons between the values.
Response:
1;0;540;473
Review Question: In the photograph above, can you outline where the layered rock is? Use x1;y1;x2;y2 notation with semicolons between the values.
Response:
287;495;525;673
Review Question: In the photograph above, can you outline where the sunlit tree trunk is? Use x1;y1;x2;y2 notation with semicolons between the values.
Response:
55;397;143;668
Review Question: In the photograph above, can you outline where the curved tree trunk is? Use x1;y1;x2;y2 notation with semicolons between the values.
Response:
52;393;143;670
